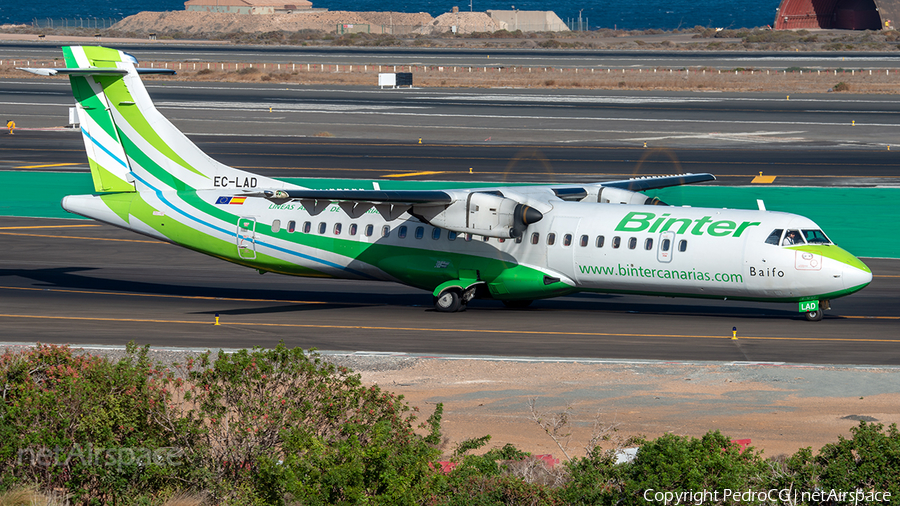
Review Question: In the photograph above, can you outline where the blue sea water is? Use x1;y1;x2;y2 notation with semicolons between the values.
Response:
0;0;782;31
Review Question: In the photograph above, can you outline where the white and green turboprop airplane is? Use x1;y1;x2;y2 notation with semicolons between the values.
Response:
22;46;872;321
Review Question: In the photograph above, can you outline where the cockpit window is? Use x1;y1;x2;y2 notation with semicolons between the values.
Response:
765;229;783;245
782;229;805;246
802;229;831;245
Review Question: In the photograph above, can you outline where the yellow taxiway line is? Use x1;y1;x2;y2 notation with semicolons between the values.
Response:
381;171;446;178
0;224;99;230
14;163;82;169
0;231;161;243
1;313;898;340
0;285;357;306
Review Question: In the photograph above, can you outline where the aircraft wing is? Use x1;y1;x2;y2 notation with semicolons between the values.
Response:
599;173;716;191
254;189;453;204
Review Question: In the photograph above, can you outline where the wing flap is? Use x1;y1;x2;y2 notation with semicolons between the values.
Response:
601;173;716;191
256;189;453;205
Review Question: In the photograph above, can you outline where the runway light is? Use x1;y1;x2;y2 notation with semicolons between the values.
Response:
215;313;220;326
852;120;855;126
732;326;737;340
469;167;473;174
418;138;422;144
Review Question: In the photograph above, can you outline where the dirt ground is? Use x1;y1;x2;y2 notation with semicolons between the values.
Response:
355;358;900;460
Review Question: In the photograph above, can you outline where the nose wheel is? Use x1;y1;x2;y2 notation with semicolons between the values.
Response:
804;309;823;321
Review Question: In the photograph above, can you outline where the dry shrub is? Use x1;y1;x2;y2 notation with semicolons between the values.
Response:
504;456;570;487
833;81;850;92
0;487;64;506
315;131;334;137
160;493;206;506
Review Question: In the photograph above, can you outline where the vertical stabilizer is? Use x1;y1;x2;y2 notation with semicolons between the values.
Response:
63;46;136;193
61;46;287;194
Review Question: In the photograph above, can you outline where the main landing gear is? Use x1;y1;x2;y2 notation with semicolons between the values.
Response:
433;286;478;313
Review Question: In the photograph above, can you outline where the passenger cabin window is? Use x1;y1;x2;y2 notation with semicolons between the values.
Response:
563;234;573;247
644;238;653;250
398;226;408;239
803;229;831;244
531;232;540;245
432;228;441;240
465;234;473;242
271;219;281;233
365;224;374;237
580;235;589;247
661;238;671;251
679;240;688;252
782;229;804;246
596;235;605;248
317;222;326;234
612;236;621;249
448;231;457;241
381;225;391;237
288;220;296;233
303;221;311;234
415;226;424;239
333;223;342;235
349;224;357;236
498;238;505;243
765;229;783;245
628;237;637;250
547;233;556;246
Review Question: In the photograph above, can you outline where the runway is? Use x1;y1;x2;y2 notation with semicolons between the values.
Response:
1;77;898;364
1;217;898;364
4;79;900;149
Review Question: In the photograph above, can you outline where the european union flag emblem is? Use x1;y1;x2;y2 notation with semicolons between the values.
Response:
215;196;232;204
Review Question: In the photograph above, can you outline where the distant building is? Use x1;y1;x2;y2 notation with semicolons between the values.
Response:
774;0;900;30
184;0;313;14
486;10;569;32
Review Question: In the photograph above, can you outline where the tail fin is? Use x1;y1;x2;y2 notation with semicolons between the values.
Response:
59;46;283;194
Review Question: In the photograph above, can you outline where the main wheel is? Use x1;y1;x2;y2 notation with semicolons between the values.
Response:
804;309;824;321
434;290;462;312
502;299;533;309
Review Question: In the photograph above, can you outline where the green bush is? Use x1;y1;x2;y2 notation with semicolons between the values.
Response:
816;421;900;497
152;344;443;504
0;343;187;503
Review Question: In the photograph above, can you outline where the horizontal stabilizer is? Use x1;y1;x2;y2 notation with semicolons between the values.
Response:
18;67;176;76
601;173;715;191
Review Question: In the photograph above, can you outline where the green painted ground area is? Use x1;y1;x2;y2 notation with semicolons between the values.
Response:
644;186;899;259
0;172;95;220
2;172;896;258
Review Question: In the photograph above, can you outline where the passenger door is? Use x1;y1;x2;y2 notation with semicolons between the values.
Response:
237;217;257;260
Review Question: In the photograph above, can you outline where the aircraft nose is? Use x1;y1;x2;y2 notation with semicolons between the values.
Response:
843;264;873;290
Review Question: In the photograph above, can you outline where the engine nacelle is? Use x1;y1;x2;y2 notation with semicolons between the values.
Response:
596;187;667;206
412;192;543;239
